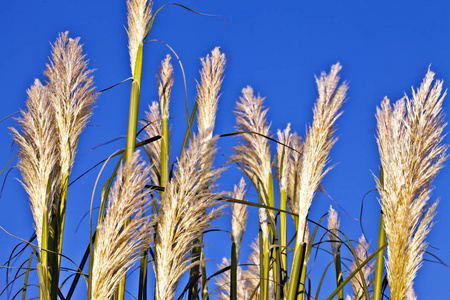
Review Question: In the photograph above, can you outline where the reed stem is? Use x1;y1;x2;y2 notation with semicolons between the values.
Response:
373;168;386;300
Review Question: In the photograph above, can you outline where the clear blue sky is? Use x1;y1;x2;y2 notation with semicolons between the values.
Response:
1;0;450;299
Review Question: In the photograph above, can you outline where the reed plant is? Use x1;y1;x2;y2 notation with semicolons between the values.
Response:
2;1;449;300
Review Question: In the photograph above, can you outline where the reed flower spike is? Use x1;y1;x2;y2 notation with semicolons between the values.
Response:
154;132;223;300
196;47;226;138
45;31;97;178
91;151;152;300
127;0;153;75
142;101;162;185
348;235;374;300
296;63;347;241
157;54;174;122
376;69;447;300
231;177;249;258
327;205;341;259
11;79;59;248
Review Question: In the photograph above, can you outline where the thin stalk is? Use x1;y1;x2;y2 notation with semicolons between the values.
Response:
125;42;144;162
286;242;306;300
230;242;237;300
188;241;202;300
373;168;386;300
118;41;144;300
138;208;148;300
298;255;308;300
279;187;287;291
50;174;69;299
266;172;281;299
40;209;50;300
333;250;344;300
261;234;270;300
22;250;34;300
201;251;209;300
138;250;148;300
161;94;169;187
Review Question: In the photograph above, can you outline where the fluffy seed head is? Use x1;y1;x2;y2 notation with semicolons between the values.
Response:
297;63;347;239
231;177;248;259
44;31;96;177
196;47;226;138
157;54;174;119
91;152;152;300
327;205;341;258
141;101;162;185
11;79;60;248
276;124;292;191
127;0;153;75
287;132;302;216
154;131;223;300
375;69;447;299
349;235;374;300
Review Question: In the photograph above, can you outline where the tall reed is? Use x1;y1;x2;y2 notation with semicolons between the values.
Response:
6;3;450;299
90;152;152;300
154;131;223;300
12;31;96;300
287;63;347;300
375;69;447;300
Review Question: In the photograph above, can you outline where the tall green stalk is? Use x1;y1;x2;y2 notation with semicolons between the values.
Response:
373;168;386;300
279;187;287;290
117;41;144;300
333;250;344;300
40;209;50;300
286;242;306;300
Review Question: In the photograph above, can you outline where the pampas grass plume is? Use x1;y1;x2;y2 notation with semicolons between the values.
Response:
127;0;153;75
91;151;152;300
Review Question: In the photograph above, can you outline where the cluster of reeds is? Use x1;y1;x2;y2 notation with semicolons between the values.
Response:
2;1;448;299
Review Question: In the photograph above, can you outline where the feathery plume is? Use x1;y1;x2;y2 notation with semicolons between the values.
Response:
296;63;347;239
214;178;248;300
233;86;272;195
11;80;59;247
127;0;153;75
44;31;96;178
349;236;374;300
233;86;272;246
376;69;447;299
405;285;417;300
327;205;341;258
91;151;152;300
154;132;223;300
196;47;226;138
276;124;292;192
287;132;302;215
231;177;249;259
157;54;174;120
141;101;162;185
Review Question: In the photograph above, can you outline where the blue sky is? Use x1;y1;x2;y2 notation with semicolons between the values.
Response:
1;0;450;299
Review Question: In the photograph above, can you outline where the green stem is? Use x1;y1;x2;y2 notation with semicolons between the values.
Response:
201;251;209;300
230;242;237;300
262;235;270;300
373;213;386;300
125;42;144;162
334;251;344;300
373;167;386;300
118;41;144;300
298;255;308;300
40;208;50;300
280;187;287;291
161;101;169;187
188;240;202;300
286;242;306;300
